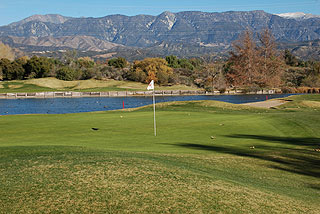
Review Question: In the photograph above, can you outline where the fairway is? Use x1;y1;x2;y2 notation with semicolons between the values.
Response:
0;95;319;213
0;78;198;93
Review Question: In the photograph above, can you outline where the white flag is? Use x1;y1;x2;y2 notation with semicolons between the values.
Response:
147;80;154;90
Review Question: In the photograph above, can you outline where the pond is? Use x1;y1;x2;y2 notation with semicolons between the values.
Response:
0;94;294;115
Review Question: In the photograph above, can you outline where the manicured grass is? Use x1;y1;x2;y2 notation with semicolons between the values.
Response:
0;78;199;93
278;94;320;110
0;95;319;213
0;82;54;93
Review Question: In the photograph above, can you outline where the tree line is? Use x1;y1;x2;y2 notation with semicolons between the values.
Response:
1;29;320;92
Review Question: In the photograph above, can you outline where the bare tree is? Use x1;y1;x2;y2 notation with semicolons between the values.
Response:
258;29;285;88
227;29;285;90
204;62;226;92
227;30;260;88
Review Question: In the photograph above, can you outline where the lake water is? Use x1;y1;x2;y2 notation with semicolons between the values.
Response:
0;94;294;115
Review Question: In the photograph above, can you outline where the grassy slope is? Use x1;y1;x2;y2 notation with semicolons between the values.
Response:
0;95;319;213
0;78;199;93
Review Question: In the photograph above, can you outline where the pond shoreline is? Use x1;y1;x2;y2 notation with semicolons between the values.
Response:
0;89;279;99
0;93;295;115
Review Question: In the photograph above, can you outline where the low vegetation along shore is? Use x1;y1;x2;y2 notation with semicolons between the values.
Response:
0;94;319;213
1;77;319;97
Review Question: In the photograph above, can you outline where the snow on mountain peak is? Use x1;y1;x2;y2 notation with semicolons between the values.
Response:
276;12;320;20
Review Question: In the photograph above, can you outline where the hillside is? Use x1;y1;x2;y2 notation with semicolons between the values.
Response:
1;10;320;60
1;35;122;52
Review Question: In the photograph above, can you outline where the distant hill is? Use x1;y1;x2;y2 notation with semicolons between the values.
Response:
278;39;320;61
8;14;73;26
1;35;122;52
0;10;320;60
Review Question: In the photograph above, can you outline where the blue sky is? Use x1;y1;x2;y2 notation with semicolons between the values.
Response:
0;0;319;26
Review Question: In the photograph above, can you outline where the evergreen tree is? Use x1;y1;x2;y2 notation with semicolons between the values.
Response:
24;56;53;79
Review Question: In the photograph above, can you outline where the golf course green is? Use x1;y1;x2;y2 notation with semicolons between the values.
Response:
0;95;319;213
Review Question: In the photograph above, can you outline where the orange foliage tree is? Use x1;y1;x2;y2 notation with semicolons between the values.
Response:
131;58;173;85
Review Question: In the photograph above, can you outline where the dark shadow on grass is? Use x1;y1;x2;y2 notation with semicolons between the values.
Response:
307;184;320;191
225;134;320;147
0;145;90;160
169;135;320;181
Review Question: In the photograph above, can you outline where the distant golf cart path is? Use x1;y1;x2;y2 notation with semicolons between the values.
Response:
242;98;289;108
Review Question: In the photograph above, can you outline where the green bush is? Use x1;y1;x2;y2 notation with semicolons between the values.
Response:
56;67;81;81
157;70;169;85
108;57;127;68
81;68;98;80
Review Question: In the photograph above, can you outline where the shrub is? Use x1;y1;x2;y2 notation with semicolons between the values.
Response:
81;68;98;80
56;67;81;81
157;70;169;85
280;87;296;93
129;69;147;83
108;57;127;68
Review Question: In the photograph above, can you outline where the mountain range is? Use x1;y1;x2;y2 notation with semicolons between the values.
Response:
1;10;320;60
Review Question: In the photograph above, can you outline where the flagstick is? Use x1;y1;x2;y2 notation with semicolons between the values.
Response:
153;87;157;136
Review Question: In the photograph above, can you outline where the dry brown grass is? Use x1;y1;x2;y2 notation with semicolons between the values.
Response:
1;153;317;214
93;52;117;58
25;77;78;89
24;78;135;90
199;100;256;110
25;78;140;90
7;84;23;89
74;79;120;89
21;77;198;91
299;100;320;108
